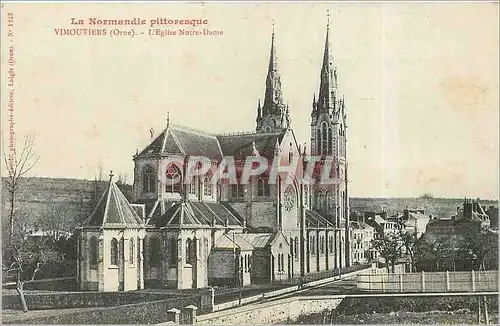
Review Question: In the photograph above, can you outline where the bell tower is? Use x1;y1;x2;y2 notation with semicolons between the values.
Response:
310;13;350;267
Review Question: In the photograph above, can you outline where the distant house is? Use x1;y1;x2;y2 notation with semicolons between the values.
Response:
425;198;491;239
27;229;72;241
417;198;497;271
349;221;377;264
364;211;397;238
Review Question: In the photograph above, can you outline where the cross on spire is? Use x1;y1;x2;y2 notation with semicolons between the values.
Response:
166;111;170;128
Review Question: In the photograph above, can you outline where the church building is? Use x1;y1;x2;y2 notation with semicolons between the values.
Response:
77;20;352;291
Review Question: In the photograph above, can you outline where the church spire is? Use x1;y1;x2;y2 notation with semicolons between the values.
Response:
317;10;337;112
262;20;284;115
256;20;288;133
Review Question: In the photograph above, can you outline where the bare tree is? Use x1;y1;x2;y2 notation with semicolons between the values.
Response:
398;228;417;272
92;162;105;207
3;135;39;239
3;230;59;312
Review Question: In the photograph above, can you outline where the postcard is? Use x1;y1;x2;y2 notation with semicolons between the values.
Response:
1;2;498;325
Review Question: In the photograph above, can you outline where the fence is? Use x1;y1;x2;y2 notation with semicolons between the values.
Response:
357;270;498;293
274;263;373;286
211;264;376;312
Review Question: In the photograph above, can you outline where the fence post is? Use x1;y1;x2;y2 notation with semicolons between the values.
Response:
166;308;181;324
183;305;198;325
446;271;450;292
399;273;403;292
210;287;215;312
472;270;476;292
421;271;425;292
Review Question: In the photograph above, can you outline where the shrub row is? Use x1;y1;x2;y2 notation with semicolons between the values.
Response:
336;295;499;315
2;290;198;310
4;297;191;324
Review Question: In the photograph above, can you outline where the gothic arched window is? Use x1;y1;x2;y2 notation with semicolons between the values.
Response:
149;237;161;266
204;171;212;196
203;237;209;259
143;165;156;193
294;237;299;260
328;127;333;153
189;177;196;195
290;237;294;257
316;129;321;155
257;175;270;197
321;122;328;155
325;190;333;212
129;239;135;265
315;190;324;210
89;236;98;267
304;186;309;208
110;238;118;266
165;164;182;193
231;183;244;198
186;238;197;265
167;238;177;265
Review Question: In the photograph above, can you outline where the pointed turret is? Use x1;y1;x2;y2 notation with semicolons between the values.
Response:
311;93;317;117
257;99;262;122
317;15;337;112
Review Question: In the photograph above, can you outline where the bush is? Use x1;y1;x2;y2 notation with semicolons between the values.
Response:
3;298;183;324
2;290;200;311
335;296;498;315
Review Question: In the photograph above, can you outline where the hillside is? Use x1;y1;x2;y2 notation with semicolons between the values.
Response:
2;177;497;233
1;177;133;232
350;197;499;219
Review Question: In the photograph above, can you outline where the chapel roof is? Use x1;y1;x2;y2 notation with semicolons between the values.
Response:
216;131;286;160
147;200;243;228
138;124;222;160
83;181;144;229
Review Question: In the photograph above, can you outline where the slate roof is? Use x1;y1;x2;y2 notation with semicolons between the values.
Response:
147;200;243;228
237;233;274;248
358;221;374;230
213;232;276;251
83;182;144;229
139;124;222;160
305;209;335;228
214;233;254;251
216;131;286;160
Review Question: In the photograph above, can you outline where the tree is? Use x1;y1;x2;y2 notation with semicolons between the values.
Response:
459;223;498;271
3;135;39;239
398;228;418;272
370;232;404;273
3;215;60;312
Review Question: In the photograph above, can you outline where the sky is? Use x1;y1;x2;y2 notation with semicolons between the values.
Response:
1;2;498;199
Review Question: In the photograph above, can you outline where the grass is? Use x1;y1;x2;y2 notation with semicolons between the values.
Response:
290;310;499;324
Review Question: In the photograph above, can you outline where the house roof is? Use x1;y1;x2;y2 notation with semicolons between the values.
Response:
358;221;374;230
216;131;286;160
147;200;243;228
83;181;144;229
139;124;222;160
